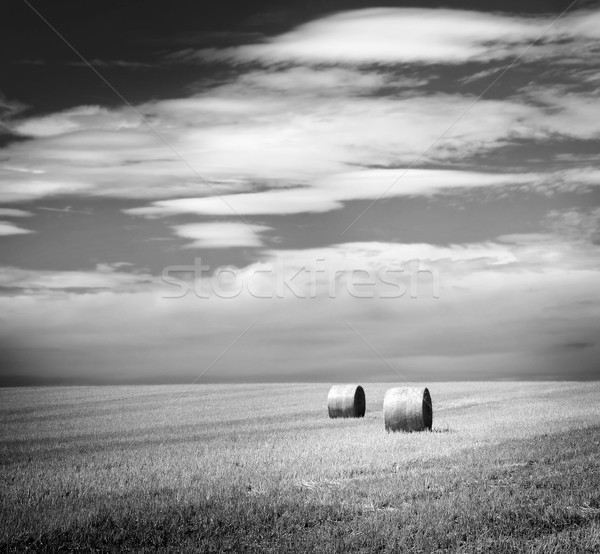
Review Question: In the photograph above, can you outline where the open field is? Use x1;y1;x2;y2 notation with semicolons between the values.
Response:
2;382;600;552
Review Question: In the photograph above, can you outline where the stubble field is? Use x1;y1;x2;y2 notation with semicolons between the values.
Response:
1;382;600;552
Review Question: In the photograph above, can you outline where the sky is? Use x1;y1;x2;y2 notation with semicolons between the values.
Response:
0;0;599;385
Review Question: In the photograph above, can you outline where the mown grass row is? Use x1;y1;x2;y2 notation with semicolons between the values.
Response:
4;425;600;553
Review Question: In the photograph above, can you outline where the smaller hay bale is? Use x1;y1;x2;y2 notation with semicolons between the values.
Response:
327;384;366;418
383;387;432;432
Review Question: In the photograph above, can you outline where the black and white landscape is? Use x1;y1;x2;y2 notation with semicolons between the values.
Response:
1;1;599;551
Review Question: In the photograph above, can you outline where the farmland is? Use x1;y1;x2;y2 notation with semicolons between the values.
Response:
2;382;600;552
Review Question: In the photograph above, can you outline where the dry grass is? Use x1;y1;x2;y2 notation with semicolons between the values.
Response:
1;382;600;552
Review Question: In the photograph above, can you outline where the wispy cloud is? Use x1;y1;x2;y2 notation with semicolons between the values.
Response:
3;87;600;207
0;264;153;292
175;8;600;66
37;206;92;215
0;95;27;133
3;6;600;211
66;59;155;69
547;207;600;243
126;169;538;217
173;222;271;248
0;208;33;217
0;221;34;236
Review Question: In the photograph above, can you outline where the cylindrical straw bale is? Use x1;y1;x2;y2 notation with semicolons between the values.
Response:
327;384;366;418
383;387;432;432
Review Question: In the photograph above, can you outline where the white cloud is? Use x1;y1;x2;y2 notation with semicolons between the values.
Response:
0;169;92;203
184;8;600;65
13;105;140;137
230;66;422;94
0;208;32;217
0;264;154;291
243;233;600;299
0;222;34;236
547;207;600;242
519;89;600;140
3;79;600;207
152;232;600;307
173;222;271;248
126;169;537;217
128;188;340;217
0;95;26;133
2;10;599;215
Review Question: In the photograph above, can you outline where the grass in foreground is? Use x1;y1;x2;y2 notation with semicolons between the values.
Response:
1;382;600;552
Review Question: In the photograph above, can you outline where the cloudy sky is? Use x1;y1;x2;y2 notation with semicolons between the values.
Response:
1;0;599;384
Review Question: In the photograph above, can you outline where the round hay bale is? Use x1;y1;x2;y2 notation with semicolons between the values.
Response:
327;384;366;418
383;387;432;432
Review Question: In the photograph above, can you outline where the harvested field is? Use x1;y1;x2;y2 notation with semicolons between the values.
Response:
2;382;600;552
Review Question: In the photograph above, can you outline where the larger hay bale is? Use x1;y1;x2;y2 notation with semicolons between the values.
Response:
327;384;366;418
383;387;432;432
